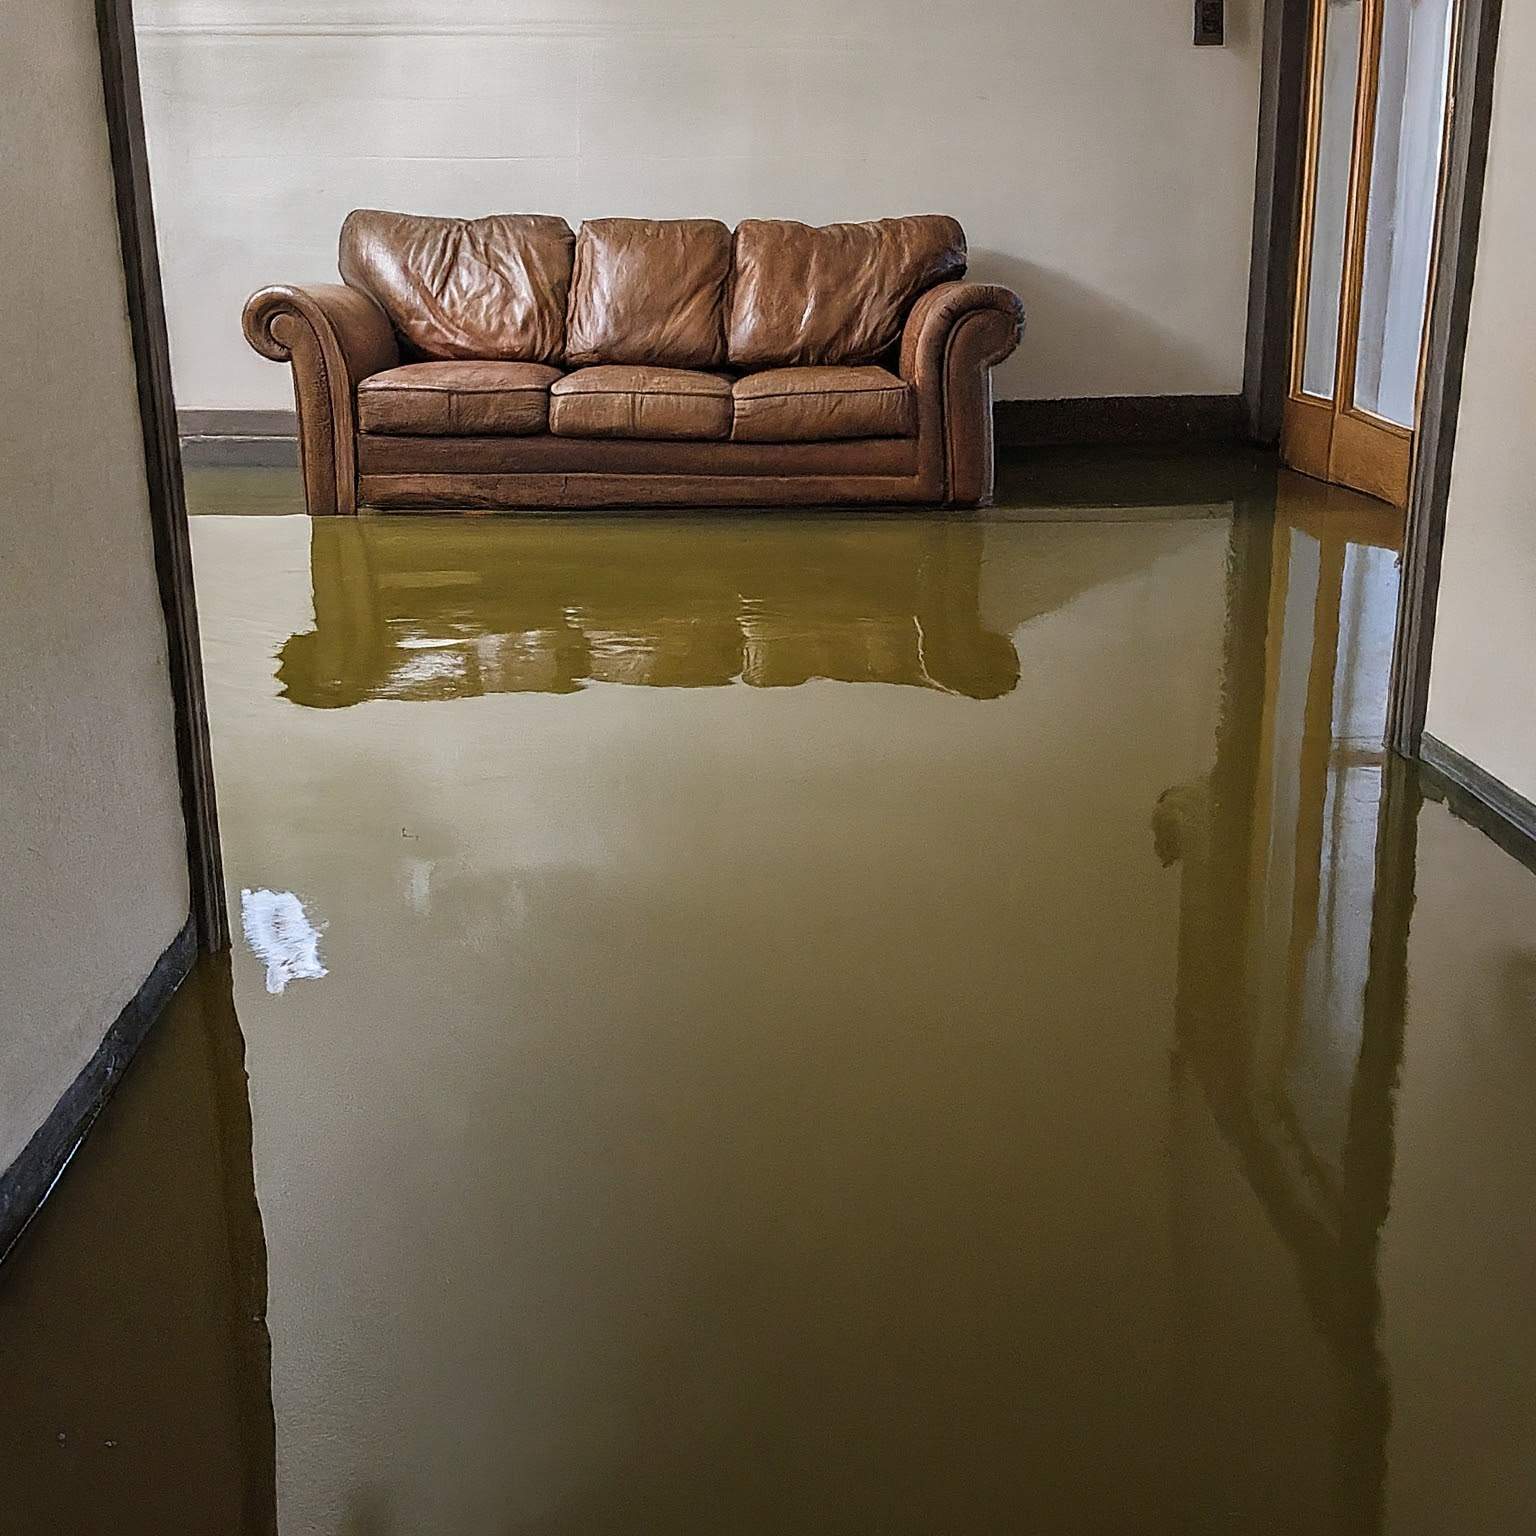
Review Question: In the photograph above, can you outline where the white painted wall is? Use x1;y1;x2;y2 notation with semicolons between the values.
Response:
0;2;191;1169
1424;0;1536;804
136;0;1263;412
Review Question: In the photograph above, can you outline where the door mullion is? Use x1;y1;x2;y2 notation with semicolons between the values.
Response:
1289;0;1332;405
1334;0;1387;433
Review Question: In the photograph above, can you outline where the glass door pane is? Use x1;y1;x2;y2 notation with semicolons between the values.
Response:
1301;0;1365;401
1352;0;1456;425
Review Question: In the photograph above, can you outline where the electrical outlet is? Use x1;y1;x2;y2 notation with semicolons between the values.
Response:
1194;0;1225;47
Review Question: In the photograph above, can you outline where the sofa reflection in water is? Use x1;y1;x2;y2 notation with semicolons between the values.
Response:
278;519;1022;706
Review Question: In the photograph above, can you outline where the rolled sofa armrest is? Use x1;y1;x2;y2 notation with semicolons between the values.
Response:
900;282;1025;507
242;283;399;515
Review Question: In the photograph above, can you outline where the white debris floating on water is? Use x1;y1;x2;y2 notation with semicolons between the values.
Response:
240;888;328;994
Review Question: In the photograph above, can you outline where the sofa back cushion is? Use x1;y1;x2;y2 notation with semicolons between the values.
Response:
727;215;967;369
565;219;732;369
339;209;575;364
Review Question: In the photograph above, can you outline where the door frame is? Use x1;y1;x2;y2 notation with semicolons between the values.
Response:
1244;0;1504;760
1281;0;1423;508
95;0;228;950
1383;0;1503;756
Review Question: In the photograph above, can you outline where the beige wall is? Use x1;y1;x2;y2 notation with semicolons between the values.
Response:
1423;0;1536;804
135;0;1263;411
0;2;191;1170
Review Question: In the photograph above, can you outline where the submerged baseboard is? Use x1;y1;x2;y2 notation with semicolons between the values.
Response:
1420;733;1536;875
993;394;1247;448
0;918;198;1264
178;395;1249;468
179;409;298;468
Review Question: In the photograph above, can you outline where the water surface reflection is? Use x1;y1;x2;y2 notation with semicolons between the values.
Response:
279;520;1039;705
1157;493;1407;1532
0;957;274;1534
8;481;1536;1533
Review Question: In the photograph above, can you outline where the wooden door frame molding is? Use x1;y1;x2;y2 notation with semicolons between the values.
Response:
1384;0;1503;757
95;0;228;950
1244;0;1315;445
1273;0;1434;508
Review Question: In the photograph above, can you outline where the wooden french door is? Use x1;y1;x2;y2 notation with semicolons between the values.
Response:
1283;0;1459;507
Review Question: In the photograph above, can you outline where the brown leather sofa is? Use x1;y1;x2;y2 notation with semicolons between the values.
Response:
242;211;1024;515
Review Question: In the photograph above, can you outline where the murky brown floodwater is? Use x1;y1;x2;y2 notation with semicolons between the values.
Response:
3;459;1535;1535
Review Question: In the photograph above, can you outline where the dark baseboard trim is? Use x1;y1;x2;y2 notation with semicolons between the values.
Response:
179;409;299;468
1419;733;1536;876
183;437;300;468
994;395;1246;449
181;398;1248;464
0;918;198;1266
180;409;296;437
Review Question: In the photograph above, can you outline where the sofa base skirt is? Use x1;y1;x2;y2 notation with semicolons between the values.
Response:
356;471;948;512
358;431;920;476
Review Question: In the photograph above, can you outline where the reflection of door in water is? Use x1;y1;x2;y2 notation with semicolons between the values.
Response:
1284;0;1458;507
1159;483;1410;1533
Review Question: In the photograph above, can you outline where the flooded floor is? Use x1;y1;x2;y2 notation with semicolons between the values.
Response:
4;455;1536;1534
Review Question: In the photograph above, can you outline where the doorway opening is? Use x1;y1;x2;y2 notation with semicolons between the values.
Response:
1283;0;1458;506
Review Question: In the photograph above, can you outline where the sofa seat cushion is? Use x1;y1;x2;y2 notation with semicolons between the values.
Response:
732;366;916;443
357;361;562;436
728;216;967;368
549;366;732;441
565;219;731;369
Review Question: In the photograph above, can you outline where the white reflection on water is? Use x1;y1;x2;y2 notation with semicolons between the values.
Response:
240;887;327;994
